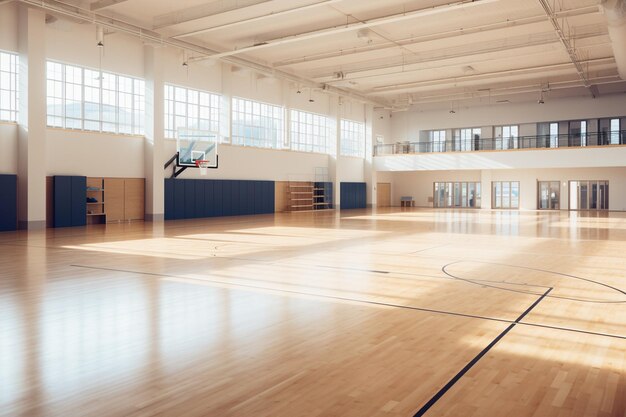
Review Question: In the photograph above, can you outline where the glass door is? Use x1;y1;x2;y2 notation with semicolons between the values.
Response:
569;181;609;210
492;181;520;209
538;181;560;209
453;183;461;207
433;182;481;208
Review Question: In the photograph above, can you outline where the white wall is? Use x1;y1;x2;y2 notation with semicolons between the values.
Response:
46;129;145;177
166;141;330;181
374;146;626;171
46;18;144;78
373;109;392;142
0;124;18;174
0;3;18;52
337;156;364;182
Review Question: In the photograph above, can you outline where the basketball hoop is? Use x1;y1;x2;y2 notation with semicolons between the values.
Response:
195;160;210;176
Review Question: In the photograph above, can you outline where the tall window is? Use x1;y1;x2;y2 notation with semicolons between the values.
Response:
495;125;518;150
231;97;284;149
290;109;334;154
340;119;365;157
549;122;559;148
492;181;520;209
46;61;145;135
610;118;620;144
430;130;446;152
164;84;220;139
456;128;481;151
0;51;18;122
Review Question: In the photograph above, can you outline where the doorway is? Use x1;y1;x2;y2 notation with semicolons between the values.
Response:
376;183;391;207
569;181;609;210
537;181;560;210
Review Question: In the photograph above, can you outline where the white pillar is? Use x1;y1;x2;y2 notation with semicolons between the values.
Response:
17;6;46;229
144;46;165;221
481;169;492;210
330;96;341;209
364;103;375;207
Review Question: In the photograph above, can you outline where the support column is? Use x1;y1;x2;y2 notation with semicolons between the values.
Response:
481;170;492;210
144;46;165;222
364;103;375;207
17;6;46;230
329;96;341;209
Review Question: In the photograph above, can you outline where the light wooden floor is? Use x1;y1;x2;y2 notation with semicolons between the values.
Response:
0;208;625;417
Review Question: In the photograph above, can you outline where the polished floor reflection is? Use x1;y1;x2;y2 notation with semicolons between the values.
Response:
0;208;625;417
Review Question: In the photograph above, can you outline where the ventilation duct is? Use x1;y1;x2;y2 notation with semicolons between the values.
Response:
601;0;626;80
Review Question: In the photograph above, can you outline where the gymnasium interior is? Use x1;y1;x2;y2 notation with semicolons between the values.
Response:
0;0;625;416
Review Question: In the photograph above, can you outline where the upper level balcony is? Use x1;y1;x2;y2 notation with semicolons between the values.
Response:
374;131;626;156
373;131;626;172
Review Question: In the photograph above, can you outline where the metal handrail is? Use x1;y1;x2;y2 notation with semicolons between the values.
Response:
374;130;626;156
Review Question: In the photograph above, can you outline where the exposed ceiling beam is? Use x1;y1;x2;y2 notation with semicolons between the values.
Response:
90;0;128;11
315;30;608;84
16;0;388;107
173;0;343;39
153;0;273;30
398;77;623;105
537;0;596;97
273;6;599;68
371;57;616;94
192;0;501;61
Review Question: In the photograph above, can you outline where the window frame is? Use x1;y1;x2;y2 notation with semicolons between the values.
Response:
231;96;285;149
289;108;334;154
45;60;145;136
164;84;221;140
340;118;365;158
0;50;18;123
492;181;520;209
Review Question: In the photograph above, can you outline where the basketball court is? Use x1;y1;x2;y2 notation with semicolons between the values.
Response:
1;209;624;417
2;0;626;416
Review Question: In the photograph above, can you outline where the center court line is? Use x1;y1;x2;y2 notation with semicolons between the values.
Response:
70;264;626;340
412;288;553;417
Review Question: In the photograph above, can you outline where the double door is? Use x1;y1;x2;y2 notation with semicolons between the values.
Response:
569;181;609;210
538;181;560;210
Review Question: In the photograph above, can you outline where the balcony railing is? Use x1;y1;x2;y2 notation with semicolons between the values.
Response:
374;131;626;156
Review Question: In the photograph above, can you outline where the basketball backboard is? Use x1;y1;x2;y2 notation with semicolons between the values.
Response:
177;129;218;167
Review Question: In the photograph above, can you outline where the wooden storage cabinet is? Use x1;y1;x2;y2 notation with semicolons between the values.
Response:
103;178;145;222
124;179;145;220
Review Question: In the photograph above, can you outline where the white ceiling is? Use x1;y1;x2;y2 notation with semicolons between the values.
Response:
52;0;626;108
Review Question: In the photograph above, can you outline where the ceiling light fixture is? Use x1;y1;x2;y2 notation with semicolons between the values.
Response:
182;50;189;67
96;26;104;48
